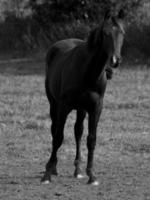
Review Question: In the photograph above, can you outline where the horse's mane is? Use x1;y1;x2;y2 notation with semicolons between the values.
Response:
87;25;114;80
87;25;103;51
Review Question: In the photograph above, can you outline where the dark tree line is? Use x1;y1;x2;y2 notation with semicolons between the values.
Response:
27;0;146;42
0;0;149;55
29;0;144;23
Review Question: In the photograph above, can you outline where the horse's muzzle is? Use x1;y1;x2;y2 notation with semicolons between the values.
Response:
110;55;122;68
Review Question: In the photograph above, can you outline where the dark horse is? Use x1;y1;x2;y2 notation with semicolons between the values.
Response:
42;10;125;185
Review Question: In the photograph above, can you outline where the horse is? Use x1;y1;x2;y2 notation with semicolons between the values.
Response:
41;10;125;186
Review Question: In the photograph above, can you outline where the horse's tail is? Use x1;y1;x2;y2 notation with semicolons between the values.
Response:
105;66;113;80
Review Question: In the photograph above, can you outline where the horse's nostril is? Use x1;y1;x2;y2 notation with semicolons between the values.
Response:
114;55;122;63
110;55;122;68
110;56;117;66
112;56;117;64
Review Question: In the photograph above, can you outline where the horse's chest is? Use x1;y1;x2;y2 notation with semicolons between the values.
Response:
87;72;107;95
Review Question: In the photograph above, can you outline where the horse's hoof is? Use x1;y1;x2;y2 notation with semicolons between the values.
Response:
76;174;84;179
41;172;51;184
91;180;99;186
42;180;51;185
87;178;99;186
74;168;83;179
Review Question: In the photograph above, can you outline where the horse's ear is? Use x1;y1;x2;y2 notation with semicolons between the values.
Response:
118;9;125;19
104;9;111;21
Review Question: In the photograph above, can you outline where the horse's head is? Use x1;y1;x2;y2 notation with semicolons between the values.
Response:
101;10;125;68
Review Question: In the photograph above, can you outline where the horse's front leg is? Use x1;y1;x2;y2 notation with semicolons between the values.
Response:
74;109;86;178
86;95;103;185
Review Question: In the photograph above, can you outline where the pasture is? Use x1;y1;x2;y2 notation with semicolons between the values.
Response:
0;60;150;200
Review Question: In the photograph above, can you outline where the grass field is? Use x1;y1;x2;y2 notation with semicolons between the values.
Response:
0;60;150;200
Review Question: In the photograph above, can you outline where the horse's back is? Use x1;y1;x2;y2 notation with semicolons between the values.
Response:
46;38;84;70
52;38;84;52
46;38;86;102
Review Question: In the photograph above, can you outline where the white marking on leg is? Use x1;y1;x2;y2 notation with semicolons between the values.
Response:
77;174;84;179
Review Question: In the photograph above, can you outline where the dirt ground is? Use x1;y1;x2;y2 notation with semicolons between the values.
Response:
0;61;150;200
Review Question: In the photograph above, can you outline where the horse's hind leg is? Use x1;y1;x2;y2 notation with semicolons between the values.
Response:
48;100;58;176
41;104;69;184
74;109;86;178
44;83;58;175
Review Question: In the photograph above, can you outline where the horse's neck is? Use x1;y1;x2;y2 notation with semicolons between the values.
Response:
86;49;108;85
